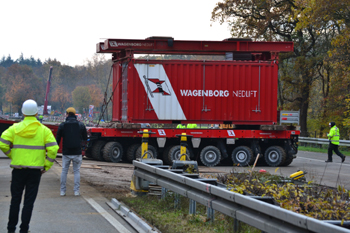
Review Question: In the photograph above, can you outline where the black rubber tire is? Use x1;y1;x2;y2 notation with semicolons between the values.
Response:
281;154;293;166
91;141;106;161
264;146;286;167
167;145;190;166
126;144;139;163
231;146;254;167
85;148;93;158
161;146;173;165
135;145;158;159
200;145;221;167
102;141;123;163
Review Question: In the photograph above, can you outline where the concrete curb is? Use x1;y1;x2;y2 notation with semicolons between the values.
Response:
107;198;160;233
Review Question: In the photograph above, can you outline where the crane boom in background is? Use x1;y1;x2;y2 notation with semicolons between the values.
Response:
43;66;53;115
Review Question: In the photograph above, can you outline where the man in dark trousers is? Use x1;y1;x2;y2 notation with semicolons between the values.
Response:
326;121;346;163
0;99;59;233
56;107;87;196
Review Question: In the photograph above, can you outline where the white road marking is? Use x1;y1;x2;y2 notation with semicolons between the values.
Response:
298;156;349;166
85;197;131;233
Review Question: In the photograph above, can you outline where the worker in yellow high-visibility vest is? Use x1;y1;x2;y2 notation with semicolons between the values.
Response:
177;123;186;128
326;121;345;163
39;114;43;123
186;123;198;128
0;99;59;233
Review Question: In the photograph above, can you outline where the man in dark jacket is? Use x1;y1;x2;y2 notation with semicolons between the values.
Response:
56;107;87;196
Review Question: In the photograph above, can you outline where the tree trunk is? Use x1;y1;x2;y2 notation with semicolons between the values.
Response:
300;98;309;136
299;77;312;137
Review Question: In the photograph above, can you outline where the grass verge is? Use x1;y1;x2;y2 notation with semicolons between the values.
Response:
118;193;260;233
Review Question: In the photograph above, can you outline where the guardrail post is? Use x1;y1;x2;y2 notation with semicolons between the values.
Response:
161;187;167;200
207;207;214;222
233;218;240;232
174;193;180;209
189;199;196;215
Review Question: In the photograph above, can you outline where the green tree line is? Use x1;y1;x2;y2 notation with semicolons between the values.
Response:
211;0;350;138
0;54;112;119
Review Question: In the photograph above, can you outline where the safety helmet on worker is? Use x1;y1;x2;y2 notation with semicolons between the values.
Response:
329;122;336;127
21;99;38;115
66;107;76;115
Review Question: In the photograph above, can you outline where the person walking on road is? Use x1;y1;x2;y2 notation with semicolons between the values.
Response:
56;107;87;196
325;121;346;163
0;99;59;233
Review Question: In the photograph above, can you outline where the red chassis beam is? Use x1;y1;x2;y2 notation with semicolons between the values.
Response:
88;127;300;139
96;37;294;58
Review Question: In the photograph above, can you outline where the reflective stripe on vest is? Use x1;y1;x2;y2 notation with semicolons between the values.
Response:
0;138;11;145
11;165;44;169
46;156;55;162
12;142;58;150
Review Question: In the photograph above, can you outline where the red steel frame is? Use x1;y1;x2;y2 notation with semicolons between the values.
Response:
89;127;300;139
96;37;294;60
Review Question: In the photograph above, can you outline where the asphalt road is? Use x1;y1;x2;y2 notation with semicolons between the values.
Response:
0;152;137;233
213;150;350;189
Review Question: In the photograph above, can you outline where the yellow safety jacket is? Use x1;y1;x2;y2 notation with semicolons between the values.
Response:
327;125;340;145
0;116;59;170
177;124;186;128
187;124;198;128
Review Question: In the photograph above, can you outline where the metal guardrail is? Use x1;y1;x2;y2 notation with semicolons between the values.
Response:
132;160;350;233
299;137;350;147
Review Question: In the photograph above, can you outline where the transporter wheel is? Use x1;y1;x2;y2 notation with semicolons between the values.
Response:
135;145;158;159
84;147;93;158
91;140;106;161
264;146;286;167
281;155;293;166
231;146;254;167
167;145;190;166
126;144;139;163
103;142;123;163
161;146;173;165
200;146;221;167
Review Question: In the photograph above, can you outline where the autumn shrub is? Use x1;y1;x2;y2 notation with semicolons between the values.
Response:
216;171;350;221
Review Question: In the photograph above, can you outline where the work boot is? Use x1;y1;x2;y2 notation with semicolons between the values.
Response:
342;156;346;163
325;160;332;163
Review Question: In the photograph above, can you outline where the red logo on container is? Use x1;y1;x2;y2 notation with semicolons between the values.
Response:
148;78;170;96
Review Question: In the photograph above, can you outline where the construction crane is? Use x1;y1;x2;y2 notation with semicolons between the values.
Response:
43;66;53;115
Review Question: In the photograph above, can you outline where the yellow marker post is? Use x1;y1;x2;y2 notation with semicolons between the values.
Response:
141;129;149;159
173;132;198;173
180;133;187;161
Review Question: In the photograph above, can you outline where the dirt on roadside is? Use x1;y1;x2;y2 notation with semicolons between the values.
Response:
56;157;225;200
56;157;135;199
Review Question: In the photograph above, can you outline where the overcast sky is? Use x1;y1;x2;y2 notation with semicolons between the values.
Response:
1;0;231;67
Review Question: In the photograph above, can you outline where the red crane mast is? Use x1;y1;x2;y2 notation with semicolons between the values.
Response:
43;66;53;115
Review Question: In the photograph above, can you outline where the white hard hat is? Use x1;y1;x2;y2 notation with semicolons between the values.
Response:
22;99;38;115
